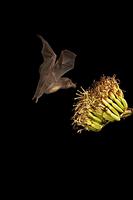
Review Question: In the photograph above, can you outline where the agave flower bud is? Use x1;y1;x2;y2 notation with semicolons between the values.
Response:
72;75;133;133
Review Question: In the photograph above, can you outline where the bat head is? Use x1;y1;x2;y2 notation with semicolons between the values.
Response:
63;78;76;89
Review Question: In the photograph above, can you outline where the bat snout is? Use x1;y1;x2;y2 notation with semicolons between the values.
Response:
67;80;76;88
71;82;77;88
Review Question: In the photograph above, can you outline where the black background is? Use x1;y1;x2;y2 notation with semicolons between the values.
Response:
30;4;133;156
6;2;131;183
2;1;132;195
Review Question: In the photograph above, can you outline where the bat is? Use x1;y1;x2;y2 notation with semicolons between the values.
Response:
32;35;77;103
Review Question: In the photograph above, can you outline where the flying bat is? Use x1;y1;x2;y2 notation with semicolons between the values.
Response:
32;35;77;103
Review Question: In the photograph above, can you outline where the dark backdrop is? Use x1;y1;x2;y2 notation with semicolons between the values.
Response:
2;1;132;196
29;3;133;172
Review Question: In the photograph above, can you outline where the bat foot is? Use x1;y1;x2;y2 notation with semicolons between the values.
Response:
32;96;39;103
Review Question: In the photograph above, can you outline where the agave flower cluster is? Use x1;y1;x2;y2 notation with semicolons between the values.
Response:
72;75;133;133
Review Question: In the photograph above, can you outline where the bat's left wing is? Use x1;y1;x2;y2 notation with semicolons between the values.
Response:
53;50;77;80
37;35;57;74
32;36;57;103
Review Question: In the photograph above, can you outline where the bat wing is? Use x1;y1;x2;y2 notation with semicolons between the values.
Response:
53;50;77;80
37;35;57;74
32;36;57;102
32;80;47;103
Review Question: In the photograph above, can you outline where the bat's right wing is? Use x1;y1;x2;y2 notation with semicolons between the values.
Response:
53;50;77;80
37;35;57;74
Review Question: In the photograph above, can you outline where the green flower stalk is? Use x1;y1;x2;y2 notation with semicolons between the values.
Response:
72;75;133;133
